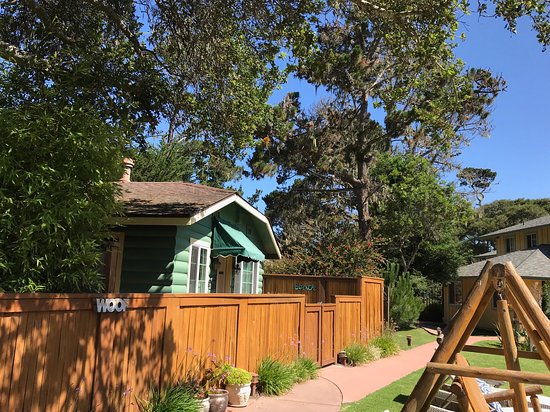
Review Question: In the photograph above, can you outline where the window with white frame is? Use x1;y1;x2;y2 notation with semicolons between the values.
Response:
188;239;210;293
526;233;537;249
234;260;259;294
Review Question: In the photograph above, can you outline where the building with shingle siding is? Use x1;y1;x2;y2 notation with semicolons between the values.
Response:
103;159;280;294
443;215;550;329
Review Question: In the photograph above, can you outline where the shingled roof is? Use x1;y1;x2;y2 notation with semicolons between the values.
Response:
458;245;550;279
480;215;550;239
118;181;236;217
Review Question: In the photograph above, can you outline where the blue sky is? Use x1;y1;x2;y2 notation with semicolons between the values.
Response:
239;13;550;212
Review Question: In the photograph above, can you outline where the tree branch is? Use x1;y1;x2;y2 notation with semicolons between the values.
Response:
22;0;77;45
0;40;51;70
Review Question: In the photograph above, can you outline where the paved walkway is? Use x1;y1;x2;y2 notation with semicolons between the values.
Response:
232;334;496;412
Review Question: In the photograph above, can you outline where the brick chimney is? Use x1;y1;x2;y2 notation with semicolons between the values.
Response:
120;158;135;182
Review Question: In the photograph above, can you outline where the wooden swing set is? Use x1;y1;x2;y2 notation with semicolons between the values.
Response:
402;261;550;412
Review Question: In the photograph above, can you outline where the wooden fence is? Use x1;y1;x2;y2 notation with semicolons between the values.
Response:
263;274;362;303
0;285;383;411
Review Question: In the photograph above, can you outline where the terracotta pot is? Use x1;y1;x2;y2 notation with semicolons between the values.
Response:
208;389;228;412
227;383;251;407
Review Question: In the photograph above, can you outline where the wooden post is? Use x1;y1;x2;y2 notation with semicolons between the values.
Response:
506;289;550;370
235;298;249;370
450;380;474;412
531;395;543;412
504;262;550;345
401;261;495;412
496;299;529;412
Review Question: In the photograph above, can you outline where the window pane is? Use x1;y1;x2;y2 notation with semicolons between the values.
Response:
189;246;199;292
241;261;253;293
198;248;208;292
506;237;515;253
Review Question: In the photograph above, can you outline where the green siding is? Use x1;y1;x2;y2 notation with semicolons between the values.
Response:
119;204;270;294
258;263;264;293
215;204;266;294
217;205;265;254
119;225;177;293
172;217;213;293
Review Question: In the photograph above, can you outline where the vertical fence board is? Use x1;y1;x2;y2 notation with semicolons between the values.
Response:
304;304;321;364
321;304;336;365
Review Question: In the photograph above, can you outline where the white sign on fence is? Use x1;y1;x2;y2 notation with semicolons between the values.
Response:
95;298;129;313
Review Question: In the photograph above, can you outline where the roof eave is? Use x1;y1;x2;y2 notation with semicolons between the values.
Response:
118;193;282;260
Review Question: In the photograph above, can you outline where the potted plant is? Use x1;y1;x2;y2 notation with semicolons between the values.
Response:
207;388;228;412
225;366;253;407
204;362;230;412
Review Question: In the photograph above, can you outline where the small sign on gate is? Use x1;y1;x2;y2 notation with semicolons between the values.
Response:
95;298;129;313
294;283;316;292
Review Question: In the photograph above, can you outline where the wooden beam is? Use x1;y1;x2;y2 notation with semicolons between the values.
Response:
421;281;497;412
506;289;550;370
531;395;543;412
449;380;474;412
401;262;495;412
455;354;489;412
497;299;528;412
426;363;550;386
504;262;550;346
462;345;542;360
482;385;542;403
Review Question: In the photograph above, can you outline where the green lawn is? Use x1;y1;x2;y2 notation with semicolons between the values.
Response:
394;327;438;351
342;340;549;411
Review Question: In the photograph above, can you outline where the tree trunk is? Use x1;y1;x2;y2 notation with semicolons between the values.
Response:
354;184;372;241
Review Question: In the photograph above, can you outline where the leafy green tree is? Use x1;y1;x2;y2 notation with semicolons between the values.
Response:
373;154;473;276
383;263;423;329
264;179;355;254
0;0;319;165
250;0;503;241
265;228;385;278
457;167;497;209
131;140;195;183
0;105;123;292
355;1;550;49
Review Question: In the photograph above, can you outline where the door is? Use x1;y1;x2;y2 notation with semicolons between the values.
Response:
214;257;233;293
304;303;336;366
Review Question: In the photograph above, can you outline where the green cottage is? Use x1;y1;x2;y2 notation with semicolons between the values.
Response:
103;160;280;294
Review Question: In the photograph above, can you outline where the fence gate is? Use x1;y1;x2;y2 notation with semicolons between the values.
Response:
303;303;336;366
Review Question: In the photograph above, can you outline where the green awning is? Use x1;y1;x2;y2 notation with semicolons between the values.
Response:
212;220;265;261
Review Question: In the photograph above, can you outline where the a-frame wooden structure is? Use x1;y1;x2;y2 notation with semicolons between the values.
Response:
402;261;550;412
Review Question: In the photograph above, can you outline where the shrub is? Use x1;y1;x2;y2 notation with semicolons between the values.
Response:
226;367;252;385
138;384;200;412
344;342;370;366
370;333;400;358
390;274;424;328
257;357;295;396
292;356;319;382
364;343;382;363
0;105;124;292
